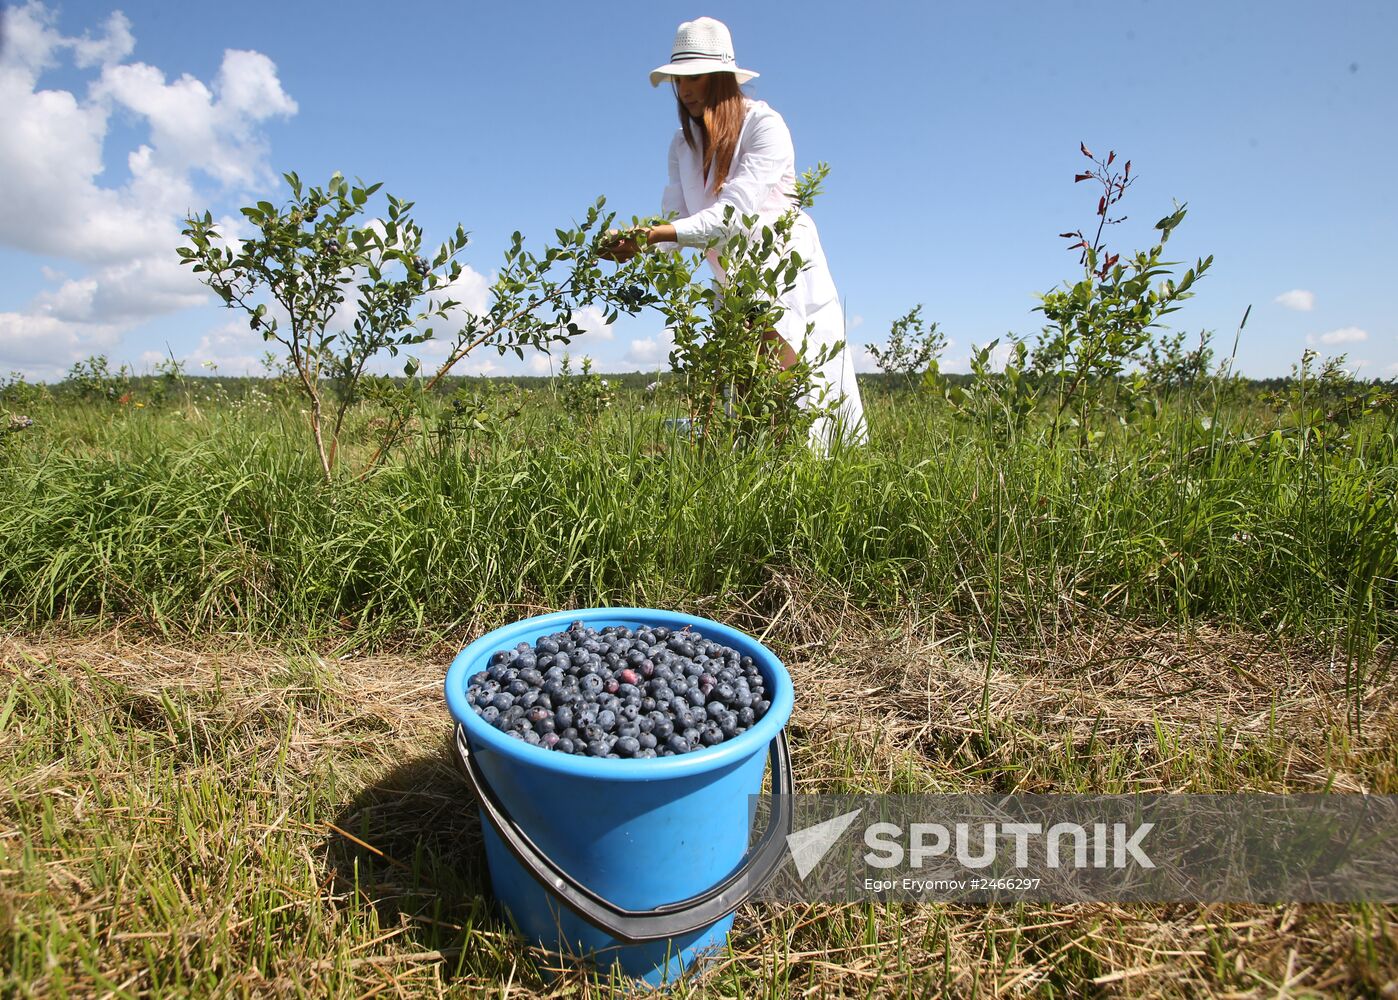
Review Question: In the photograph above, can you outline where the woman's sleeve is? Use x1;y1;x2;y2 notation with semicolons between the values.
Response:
654;133;685;252
670;111;793;250
661;132;686;219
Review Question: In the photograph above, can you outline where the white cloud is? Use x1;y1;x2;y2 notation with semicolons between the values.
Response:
854;343;881;374
1386;362;1398;376
1307;327;1368;346
457;356;502;377
624;328;674;367
179;318;270;375
72;11;137;69
92;49;297;188
0;3;296;377
562;304;614;343
527;353;555;375
432;267;493;334
847;313;864;330
1275;289;1315;312
0;311;121;378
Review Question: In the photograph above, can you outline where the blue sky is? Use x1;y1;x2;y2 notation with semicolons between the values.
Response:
1;0;1394;381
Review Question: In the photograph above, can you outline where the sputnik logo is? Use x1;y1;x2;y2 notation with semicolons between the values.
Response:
786;808;864;880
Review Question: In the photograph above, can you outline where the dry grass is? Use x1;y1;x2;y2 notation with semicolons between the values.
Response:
3;585;1395;997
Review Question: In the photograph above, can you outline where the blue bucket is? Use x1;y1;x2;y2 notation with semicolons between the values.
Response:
444;607;794;986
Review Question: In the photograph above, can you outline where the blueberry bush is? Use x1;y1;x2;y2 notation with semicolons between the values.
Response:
180;173;650;479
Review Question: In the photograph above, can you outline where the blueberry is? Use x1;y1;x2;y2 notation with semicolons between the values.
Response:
479;705;500;725
701;725;723;747
597;709;616;731
666;734;690;753
687;688;705;708
638;733;657;750
586;740;610;757
618;668;639;686
615;736;640;757
738;706;755;726
555;705;574;730
555;737;575;754
542;732;560;749
538;637;559;654
489;692;514;712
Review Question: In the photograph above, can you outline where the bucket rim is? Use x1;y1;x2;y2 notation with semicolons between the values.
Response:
444;606;794;781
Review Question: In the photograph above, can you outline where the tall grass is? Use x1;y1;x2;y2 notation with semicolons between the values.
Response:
2;382;1392;655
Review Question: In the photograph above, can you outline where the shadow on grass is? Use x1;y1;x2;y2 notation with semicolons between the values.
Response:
321;736;743;995
323;733;550;985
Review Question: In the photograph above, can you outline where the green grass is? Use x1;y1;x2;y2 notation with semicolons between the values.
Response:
2;382;1393;655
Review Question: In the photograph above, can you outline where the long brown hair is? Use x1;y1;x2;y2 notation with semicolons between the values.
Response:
676;72;747;194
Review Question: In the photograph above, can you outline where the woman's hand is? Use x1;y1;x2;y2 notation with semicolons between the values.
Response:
598;223;679;261
598;229;643;262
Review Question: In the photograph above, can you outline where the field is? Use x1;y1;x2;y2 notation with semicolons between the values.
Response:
2;373;1396;997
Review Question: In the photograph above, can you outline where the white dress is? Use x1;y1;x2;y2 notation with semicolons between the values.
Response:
659;99;867;452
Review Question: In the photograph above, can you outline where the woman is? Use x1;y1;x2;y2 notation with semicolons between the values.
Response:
604;16;867;453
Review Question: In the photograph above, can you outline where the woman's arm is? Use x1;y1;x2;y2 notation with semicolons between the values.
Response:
662;110;793;250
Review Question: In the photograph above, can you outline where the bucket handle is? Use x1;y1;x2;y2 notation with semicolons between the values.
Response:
453;723;793;943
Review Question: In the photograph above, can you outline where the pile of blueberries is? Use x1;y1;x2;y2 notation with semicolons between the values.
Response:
465;621;771;758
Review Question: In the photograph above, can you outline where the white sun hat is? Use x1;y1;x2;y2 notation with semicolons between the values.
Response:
649;16;760;87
